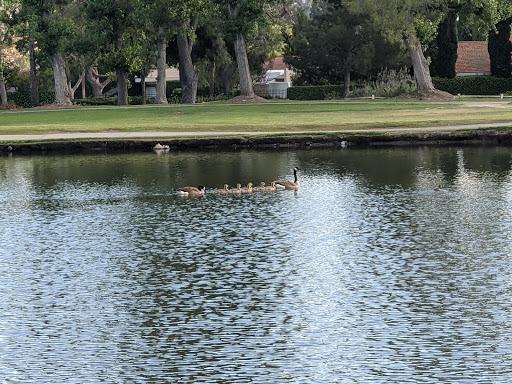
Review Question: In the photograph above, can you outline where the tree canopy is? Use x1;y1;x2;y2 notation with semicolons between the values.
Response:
2;0;512;105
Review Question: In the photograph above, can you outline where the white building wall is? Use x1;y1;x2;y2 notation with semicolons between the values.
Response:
269;82;292;99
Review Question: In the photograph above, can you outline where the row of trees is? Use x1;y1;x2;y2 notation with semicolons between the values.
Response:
0;0;288;106
1;0;512;107
286;0;512;97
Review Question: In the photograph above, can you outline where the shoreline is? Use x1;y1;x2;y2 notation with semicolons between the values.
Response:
2;129;512;154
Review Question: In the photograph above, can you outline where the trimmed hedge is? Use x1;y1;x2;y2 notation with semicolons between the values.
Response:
73;96;180;105
289;77;512;100
287;85;345;100
7;94;181;108
433;76;512;95
73;97;118;106
8;91;55;108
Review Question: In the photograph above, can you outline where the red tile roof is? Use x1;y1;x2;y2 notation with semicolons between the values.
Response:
264;56;289;71
456;41;491;74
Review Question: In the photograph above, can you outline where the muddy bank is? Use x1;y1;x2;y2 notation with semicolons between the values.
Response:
2;129;512;154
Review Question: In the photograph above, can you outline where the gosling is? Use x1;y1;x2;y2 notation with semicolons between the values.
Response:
241;182;253;193
214;184;230;195
252;182;266;192
228;183;242;194
264;181;276;192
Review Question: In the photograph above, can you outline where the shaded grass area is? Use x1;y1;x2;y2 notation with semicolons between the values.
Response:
1;101;511;136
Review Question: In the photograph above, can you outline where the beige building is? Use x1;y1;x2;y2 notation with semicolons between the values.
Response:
134;67;180;97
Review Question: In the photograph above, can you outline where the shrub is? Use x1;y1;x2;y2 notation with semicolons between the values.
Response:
166;80;181;98
288;68;416;100
7;91;55;108
8;91;31;108
40;91;56;105
172;88;182;98
433;76;512;95
287;85;345;100
351;68;416;98
0;101;18;110
129;96;156;105
73;97;118;106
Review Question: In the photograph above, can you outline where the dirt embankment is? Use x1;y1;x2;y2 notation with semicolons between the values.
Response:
3;129;512;154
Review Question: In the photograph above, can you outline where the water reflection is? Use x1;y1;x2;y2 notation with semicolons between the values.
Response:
0;147;511;383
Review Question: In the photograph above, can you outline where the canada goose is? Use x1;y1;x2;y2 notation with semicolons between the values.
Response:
228;183;242;194
252;182;266;192
434;185;442;192
241;182;253;193
273;167;300;190
175;185;206;197
214;184;230;194
264;181;276;192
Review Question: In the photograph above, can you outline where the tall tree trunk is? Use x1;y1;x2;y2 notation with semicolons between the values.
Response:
51;52;72;105
0;49;7;105
29;37;40;107
233;30;254;97
81;69;86;98
117;67;128;105
177;26;198;104
221;61;237;95
155;27;168;104
141;74;146;105
342;70;351;98
407;33;434;93
0;74;6;105
342;45;354;98
209;60;216;97
228;4;254;97
42;4;71;105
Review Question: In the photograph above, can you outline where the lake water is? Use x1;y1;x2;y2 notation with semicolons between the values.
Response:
1;146;511;383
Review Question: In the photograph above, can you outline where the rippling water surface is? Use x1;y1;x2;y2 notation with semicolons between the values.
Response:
1;147;511;383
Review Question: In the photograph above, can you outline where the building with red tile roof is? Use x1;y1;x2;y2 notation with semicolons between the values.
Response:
456;41;491;76
265;39;510;81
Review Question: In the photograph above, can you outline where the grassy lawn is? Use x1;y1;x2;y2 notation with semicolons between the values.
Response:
1;100;512;136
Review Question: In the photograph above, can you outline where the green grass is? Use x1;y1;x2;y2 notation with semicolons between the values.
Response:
1;100;511;136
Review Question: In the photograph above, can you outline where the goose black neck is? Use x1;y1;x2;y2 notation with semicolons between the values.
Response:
294;169;298;183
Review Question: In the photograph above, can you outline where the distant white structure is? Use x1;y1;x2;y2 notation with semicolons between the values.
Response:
135;67;180;97
153;143;170;152
258;56;294;99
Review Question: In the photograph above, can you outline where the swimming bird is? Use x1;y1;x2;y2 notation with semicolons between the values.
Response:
228;183;242;194
434;185;442;192
241;182;253;193
252;182;266;192
214;184;230;194
264;181;276;192
273;167;300;190
175;185;206;197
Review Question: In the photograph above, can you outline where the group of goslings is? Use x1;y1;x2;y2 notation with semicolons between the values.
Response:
175;167;301;197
